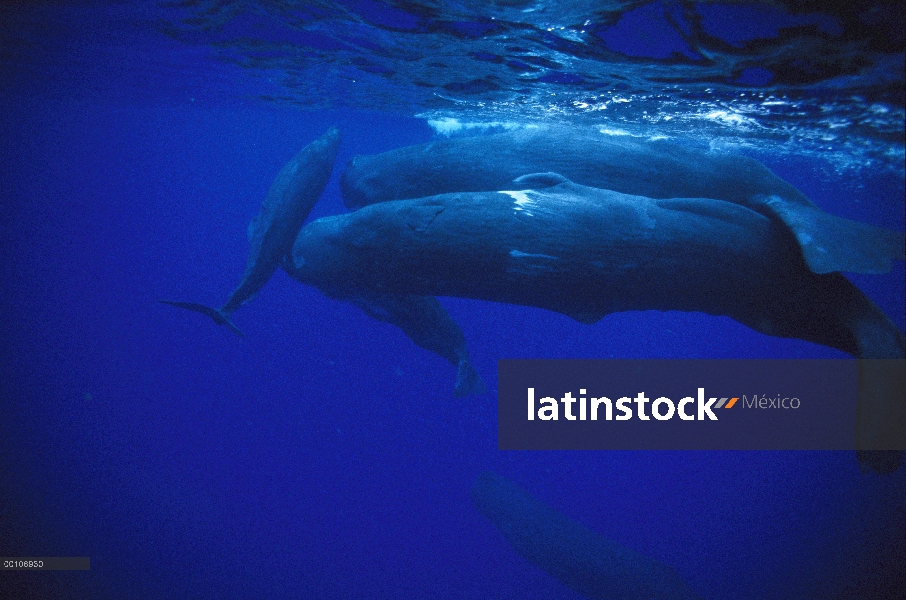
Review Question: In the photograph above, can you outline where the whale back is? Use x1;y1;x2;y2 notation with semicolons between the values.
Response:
341;127;904;275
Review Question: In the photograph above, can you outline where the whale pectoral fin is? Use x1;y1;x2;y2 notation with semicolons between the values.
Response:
455;357;486;397
247;214;260;242
349;293;486;396
512;172;571;188
757;196;905;274
157;300;245;337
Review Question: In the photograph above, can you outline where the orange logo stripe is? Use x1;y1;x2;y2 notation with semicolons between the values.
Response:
724;397;738;409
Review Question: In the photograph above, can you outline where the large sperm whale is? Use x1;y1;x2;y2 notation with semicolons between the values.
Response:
160;127;341;336
285;173;904;470
340;127;904;276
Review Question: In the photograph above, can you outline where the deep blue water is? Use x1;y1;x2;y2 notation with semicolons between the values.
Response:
1;2;905;599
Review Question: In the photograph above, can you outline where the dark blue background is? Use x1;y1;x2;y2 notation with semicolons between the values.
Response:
1;3;905;599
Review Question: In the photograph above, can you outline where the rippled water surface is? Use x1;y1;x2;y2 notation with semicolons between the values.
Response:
4;1;905;173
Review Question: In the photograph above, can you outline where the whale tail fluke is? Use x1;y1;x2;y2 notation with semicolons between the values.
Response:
850;323;904;475
455;358;486;397
762;272;904;473
157;300;245;338
854;358;905;474
829;278;906;473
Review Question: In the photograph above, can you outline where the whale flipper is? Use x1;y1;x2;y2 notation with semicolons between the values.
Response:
757;196;906;274
471;471;701;600
348;293;485;396
157;300;245;337
455;357;486;397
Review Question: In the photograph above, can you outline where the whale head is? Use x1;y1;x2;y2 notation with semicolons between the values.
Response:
288;215;350;284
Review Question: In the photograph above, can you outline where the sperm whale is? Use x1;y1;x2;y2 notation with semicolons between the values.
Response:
341;127;904;276
286;173;905;468
160;127;341;336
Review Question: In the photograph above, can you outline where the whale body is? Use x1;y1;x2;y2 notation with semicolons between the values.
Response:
292;176;904;360
286;175;905;467
340;127;905;276
160;127;341;336
471;471;702;600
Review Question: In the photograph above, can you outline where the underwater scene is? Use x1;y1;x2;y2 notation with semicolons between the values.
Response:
1;1;904;599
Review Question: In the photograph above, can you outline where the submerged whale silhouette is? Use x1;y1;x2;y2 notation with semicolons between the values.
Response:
471;471;702;600
286;174;905;468
160;127;341;336
341;127;905;276
346;291;485;397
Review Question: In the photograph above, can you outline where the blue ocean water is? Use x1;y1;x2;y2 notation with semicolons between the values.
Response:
1;2;904;599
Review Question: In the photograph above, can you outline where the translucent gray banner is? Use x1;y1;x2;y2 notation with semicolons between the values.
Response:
498;359;905;451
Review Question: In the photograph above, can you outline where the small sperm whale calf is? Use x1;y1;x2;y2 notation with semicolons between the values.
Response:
341;126;904;276
160;127;341;336
286;174;904;468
